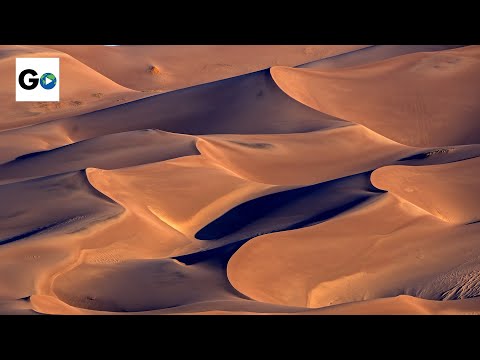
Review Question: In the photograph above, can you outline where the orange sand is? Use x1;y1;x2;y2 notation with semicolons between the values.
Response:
0;45;479;315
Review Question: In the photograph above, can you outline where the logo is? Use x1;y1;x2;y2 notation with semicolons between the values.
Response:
40;73;57;90
16;58;60;102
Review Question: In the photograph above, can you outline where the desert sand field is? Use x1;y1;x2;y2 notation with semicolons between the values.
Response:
1;45;479;315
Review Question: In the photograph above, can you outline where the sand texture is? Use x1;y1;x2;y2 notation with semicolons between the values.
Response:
1;45;479;315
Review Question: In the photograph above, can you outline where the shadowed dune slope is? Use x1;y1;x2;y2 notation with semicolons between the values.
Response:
36;239;308;314
51;258;239;312
0;130;198;185
0;171;122;246
395;144;480;166
86;156;282;241
45;45;369;91
195;172;382;243
272;46;480;147
0;69;346;164
228;189;480;308
0;171;123;299
0;299;37;315
0;45;141;131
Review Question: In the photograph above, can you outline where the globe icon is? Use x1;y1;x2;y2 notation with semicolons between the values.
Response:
40;73;57;90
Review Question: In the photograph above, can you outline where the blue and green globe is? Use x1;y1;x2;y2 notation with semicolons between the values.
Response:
40;73;57;90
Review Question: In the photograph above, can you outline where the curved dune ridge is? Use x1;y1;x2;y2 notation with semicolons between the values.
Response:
227;194;480;307
0;45;479;315
198;125;416;186
272;45;480;147
0;68;345;164
371;157;480;224
0;130;199;185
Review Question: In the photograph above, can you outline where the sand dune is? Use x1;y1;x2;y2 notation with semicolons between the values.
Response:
307;295;480;315
395;144;480;166
300;45;464;69
45;45;369;91
272;46;480;147
371;156;480;224
195;172;382;244
0;172;122;246
228;191;480;308
29;294;480;315
0;69;345;164
1;45;479;315
0;130;198;185
51;258;239;312
86;156;284;241
0;299;37;315
0;45;142;131
0;171;122;300
199;125;415;186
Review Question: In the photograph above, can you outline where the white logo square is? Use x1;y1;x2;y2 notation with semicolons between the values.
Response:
16;58;60;102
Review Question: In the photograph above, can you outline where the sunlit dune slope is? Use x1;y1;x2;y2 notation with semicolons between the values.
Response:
0;45;141;131
300;45;463;69
371;156;480;224
228;188;480;308
272;46;480;147
198;125;415;186
45;45;369;91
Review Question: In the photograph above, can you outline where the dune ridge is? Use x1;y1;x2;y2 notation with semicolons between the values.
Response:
0;45;479;315
45;45;370;91
272;46;480;147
